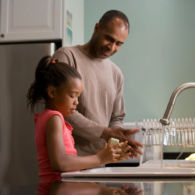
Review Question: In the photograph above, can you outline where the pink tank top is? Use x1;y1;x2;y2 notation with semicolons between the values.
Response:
34;109;77;183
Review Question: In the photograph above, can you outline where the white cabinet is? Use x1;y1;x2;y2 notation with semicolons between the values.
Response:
0;0;63;42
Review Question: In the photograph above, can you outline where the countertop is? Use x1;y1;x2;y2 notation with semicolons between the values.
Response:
1;179;195;195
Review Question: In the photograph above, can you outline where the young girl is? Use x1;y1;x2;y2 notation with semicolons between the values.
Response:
27;56;130;183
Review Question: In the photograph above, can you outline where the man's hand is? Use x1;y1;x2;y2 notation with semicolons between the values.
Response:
101;127;143;158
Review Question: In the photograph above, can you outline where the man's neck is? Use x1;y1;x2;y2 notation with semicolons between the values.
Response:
81;43;92;57
80;42;105;61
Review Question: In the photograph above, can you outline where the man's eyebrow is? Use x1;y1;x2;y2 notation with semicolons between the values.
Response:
105;34;116;41
105;34;124;44
70;90;80;94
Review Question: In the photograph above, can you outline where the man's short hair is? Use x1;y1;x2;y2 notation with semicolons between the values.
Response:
99;10;130;32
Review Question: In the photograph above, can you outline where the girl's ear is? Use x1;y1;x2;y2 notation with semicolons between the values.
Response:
47;85;56;99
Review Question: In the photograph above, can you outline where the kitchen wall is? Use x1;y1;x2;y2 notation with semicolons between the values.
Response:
84;0;195;122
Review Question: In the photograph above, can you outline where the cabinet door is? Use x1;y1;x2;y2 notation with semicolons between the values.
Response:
0;0;63;42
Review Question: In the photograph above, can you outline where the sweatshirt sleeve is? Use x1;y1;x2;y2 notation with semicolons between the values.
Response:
109;67;126;128
65;111;105;141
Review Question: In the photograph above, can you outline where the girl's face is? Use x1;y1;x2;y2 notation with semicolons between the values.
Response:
47;78;83;117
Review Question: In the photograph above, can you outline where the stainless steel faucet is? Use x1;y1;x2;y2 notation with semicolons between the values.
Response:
160;82;195;126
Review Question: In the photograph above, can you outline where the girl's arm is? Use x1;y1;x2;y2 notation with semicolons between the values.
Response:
46;115;129;172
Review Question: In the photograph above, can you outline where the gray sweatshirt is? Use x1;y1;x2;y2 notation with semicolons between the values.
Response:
53;45;125;155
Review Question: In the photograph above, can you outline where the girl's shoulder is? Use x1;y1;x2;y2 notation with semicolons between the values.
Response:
34;109;64;123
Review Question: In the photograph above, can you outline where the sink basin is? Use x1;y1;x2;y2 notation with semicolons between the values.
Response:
141;159;195;168
61;160;195;178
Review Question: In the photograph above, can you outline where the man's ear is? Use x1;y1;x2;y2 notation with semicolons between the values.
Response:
94;23;99;32
47;85;56;99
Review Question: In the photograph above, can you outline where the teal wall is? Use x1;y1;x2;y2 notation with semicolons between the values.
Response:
84;0;195;122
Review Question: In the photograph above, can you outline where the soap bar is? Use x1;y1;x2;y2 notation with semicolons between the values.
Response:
109;138;119;145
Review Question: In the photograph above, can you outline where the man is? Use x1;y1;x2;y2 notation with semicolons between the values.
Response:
53;10;142;157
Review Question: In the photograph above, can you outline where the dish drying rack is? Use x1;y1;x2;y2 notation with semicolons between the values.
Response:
139;118;195;167
142;118;195;146
140;82;195;167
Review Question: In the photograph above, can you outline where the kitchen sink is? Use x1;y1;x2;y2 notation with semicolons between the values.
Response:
61;160;195;178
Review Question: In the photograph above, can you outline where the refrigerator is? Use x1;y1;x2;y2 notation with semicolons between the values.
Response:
0;42;60;187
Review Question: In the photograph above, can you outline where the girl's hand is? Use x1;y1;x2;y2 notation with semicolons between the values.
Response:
97;143;120;164
97;141;131;165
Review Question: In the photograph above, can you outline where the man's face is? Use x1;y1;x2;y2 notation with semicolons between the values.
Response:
90;18;129;59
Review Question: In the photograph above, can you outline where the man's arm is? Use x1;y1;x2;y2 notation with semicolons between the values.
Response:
65;111;105;141
67;112;142;157
109;86;125;128
109;68;125;128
